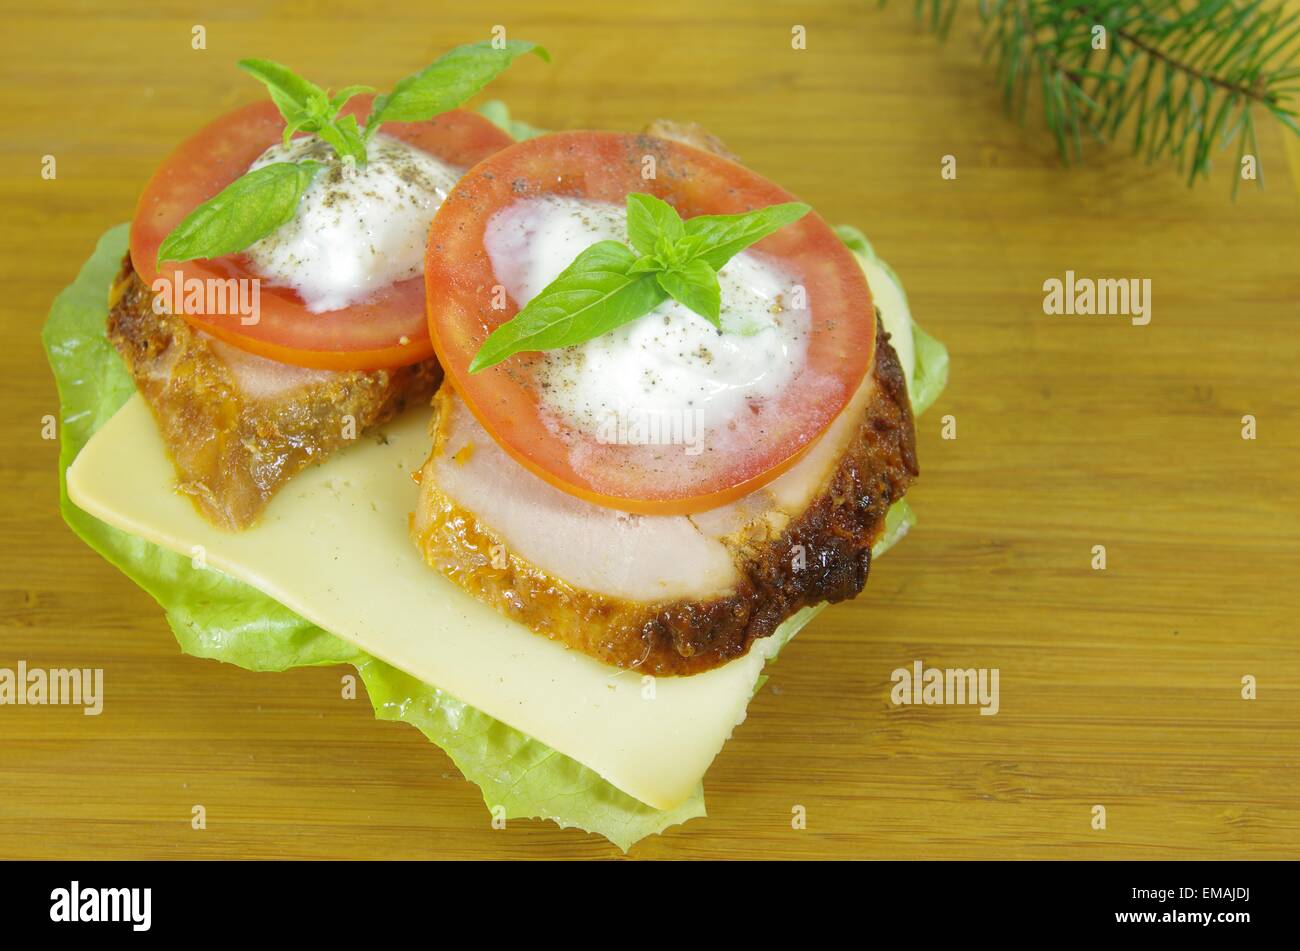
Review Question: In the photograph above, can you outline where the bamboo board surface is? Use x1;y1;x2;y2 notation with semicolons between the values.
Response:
1;0;1297;858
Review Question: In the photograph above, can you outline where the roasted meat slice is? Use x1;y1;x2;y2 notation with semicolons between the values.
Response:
106;257;441;530
411;317;917;675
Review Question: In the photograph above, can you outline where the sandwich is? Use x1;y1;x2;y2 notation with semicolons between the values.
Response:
105;44;546;529
43;42;948;850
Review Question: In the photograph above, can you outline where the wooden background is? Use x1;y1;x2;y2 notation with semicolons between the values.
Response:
2;0;1298;860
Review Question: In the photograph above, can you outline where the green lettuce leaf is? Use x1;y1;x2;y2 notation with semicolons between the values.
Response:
41;113;948;852
356;658;707;848
836;223;949;417
477;99;548;141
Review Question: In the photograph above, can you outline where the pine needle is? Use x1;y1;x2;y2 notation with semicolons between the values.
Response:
888;0;1300;195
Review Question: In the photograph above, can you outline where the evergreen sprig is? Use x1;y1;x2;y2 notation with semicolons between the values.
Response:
894;0;1300;195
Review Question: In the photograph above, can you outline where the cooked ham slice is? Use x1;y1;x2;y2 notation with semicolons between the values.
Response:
411;316;917;675
106;256;440;530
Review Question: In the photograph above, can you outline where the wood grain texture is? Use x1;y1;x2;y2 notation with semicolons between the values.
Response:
1;0;1298;860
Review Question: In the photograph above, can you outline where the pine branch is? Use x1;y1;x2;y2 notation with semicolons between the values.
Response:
889;0;1300;195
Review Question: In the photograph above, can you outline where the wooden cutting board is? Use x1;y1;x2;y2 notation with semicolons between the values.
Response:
2;0;1297;859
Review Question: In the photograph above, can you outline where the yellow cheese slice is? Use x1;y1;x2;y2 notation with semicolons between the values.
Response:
67;396;807;811
859;254;915;395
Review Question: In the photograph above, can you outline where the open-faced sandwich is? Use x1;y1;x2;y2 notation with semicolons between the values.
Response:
44;41;948;849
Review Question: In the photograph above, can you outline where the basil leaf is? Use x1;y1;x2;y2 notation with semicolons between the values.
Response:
682;201;811;270
657;258;721;328
240;61;371;162
315;113;367;164
469;241;665;373
625;192;683;255
367;40;549;133
238;59;328;126
156;161;324;266
329;84;374;113
280;115;314;147
672;232;708;260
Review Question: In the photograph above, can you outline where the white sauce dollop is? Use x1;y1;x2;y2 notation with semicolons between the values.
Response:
484;195;810;440
244;133;459;313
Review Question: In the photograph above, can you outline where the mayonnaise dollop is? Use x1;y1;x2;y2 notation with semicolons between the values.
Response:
244;133;459;313
484;195;810;439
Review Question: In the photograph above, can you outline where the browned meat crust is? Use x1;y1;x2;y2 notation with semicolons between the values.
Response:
412;317;917;675
106;256;441;530
668;317;918;667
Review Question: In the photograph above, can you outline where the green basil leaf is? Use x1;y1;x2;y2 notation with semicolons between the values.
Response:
469;241;665;373
315;114;367;164
334;114;367;160
240;61;370;163
238;59;328;126
682;201;812;270
281;115;314;147
156;160;324;266
368;40;549;133
657;258;721;328
672;232;708;260
329;84;375;113
625;192;683;255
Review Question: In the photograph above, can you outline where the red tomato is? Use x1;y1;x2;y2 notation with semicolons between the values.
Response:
424;131;876;515
130;96;513;370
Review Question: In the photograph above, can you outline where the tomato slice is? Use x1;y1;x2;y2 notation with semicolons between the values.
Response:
424;131;876;515
129;96;513;370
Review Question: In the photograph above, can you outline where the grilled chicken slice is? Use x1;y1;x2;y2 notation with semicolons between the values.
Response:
411;317;917;675
106;256;441;530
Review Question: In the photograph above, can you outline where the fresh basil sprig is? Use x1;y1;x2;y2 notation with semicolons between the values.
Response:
237;59;372;162
468;193;811;373
157;41;548;266
156;161;325;267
